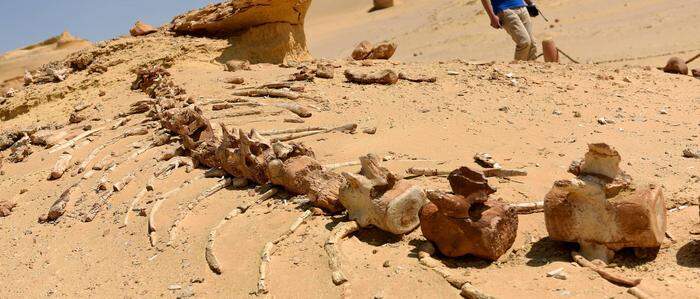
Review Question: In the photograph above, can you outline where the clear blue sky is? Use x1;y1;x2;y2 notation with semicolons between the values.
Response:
0;0;220;53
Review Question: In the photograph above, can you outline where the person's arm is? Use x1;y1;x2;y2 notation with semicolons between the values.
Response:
480;0;501;29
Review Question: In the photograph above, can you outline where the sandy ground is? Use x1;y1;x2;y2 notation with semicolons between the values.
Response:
1;1;699;298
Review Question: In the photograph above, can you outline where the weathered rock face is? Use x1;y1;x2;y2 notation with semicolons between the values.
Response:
544;143;667;262
339;154;427;234
419;167;518;260
170;0;312;64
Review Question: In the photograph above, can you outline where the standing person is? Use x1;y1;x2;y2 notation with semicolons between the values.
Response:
481;0;540;61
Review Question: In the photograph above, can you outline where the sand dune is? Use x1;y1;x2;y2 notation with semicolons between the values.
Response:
0;31;92;92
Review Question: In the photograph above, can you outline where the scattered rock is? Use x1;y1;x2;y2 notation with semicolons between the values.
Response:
683;147;700;159
362;127;377;134
352;41;374;60
473;153;500;168
0;200;17;217
315;64;334;79
73;102;89;112
69;112;86;124
8;136;32;163
546;268;568;280
692;69;700;78
4;88;16;98
130;20;158;37
398;73;437;83
225;60;251;72
368;42;397;60
225;77;245;84
351;41;397;60
662;57;688;75
344;69;398;85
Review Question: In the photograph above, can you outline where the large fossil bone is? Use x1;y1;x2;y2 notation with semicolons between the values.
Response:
544;143;667;263
338;154;427;234
419;167;518;260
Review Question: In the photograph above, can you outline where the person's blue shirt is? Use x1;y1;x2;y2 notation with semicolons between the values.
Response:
491;0;526;14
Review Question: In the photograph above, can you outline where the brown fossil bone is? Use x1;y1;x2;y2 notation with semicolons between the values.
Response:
419;167;518;260
544;143;667;263
159;106;219;169
338;154;427;234
268;155;346;213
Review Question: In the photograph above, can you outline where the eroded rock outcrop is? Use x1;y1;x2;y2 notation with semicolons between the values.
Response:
339;154;427;234
419;167;518;260
130;21;158;37
544;143;667;263
170;0;312;64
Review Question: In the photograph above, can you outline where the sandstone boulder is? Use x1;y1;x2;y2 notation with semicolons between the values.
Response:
171;0;312;64
544;143;667;263
351;41;397;60
419;167;518;260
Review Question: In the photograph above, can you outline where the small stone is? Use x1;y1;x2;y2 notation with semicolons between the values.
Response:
316;64;334;79
659;109;668;115
573;111;581;118
363;127;377;135
682;147;700;159
546;268;568;280
226;77;245;84
168;284;182;291
447;71;459;75
552;110;562;116
383;260;391;268
498;106;509;112
225;60;251;72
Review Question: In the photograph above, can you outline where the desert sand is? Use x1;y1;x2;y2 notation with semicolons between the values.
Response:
0;1;698;298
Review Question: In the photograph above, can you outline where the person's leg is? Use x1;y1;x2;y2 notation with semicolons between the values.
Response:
499;8;533;61
516;7;538;60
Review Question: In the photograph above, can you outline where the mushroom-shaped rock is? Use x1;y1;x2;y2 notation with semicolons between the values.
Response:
544;143;667;263
662;57;688;75
419;167;518;260
130;21;158;37
338;154;427;234
170;0;312;64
